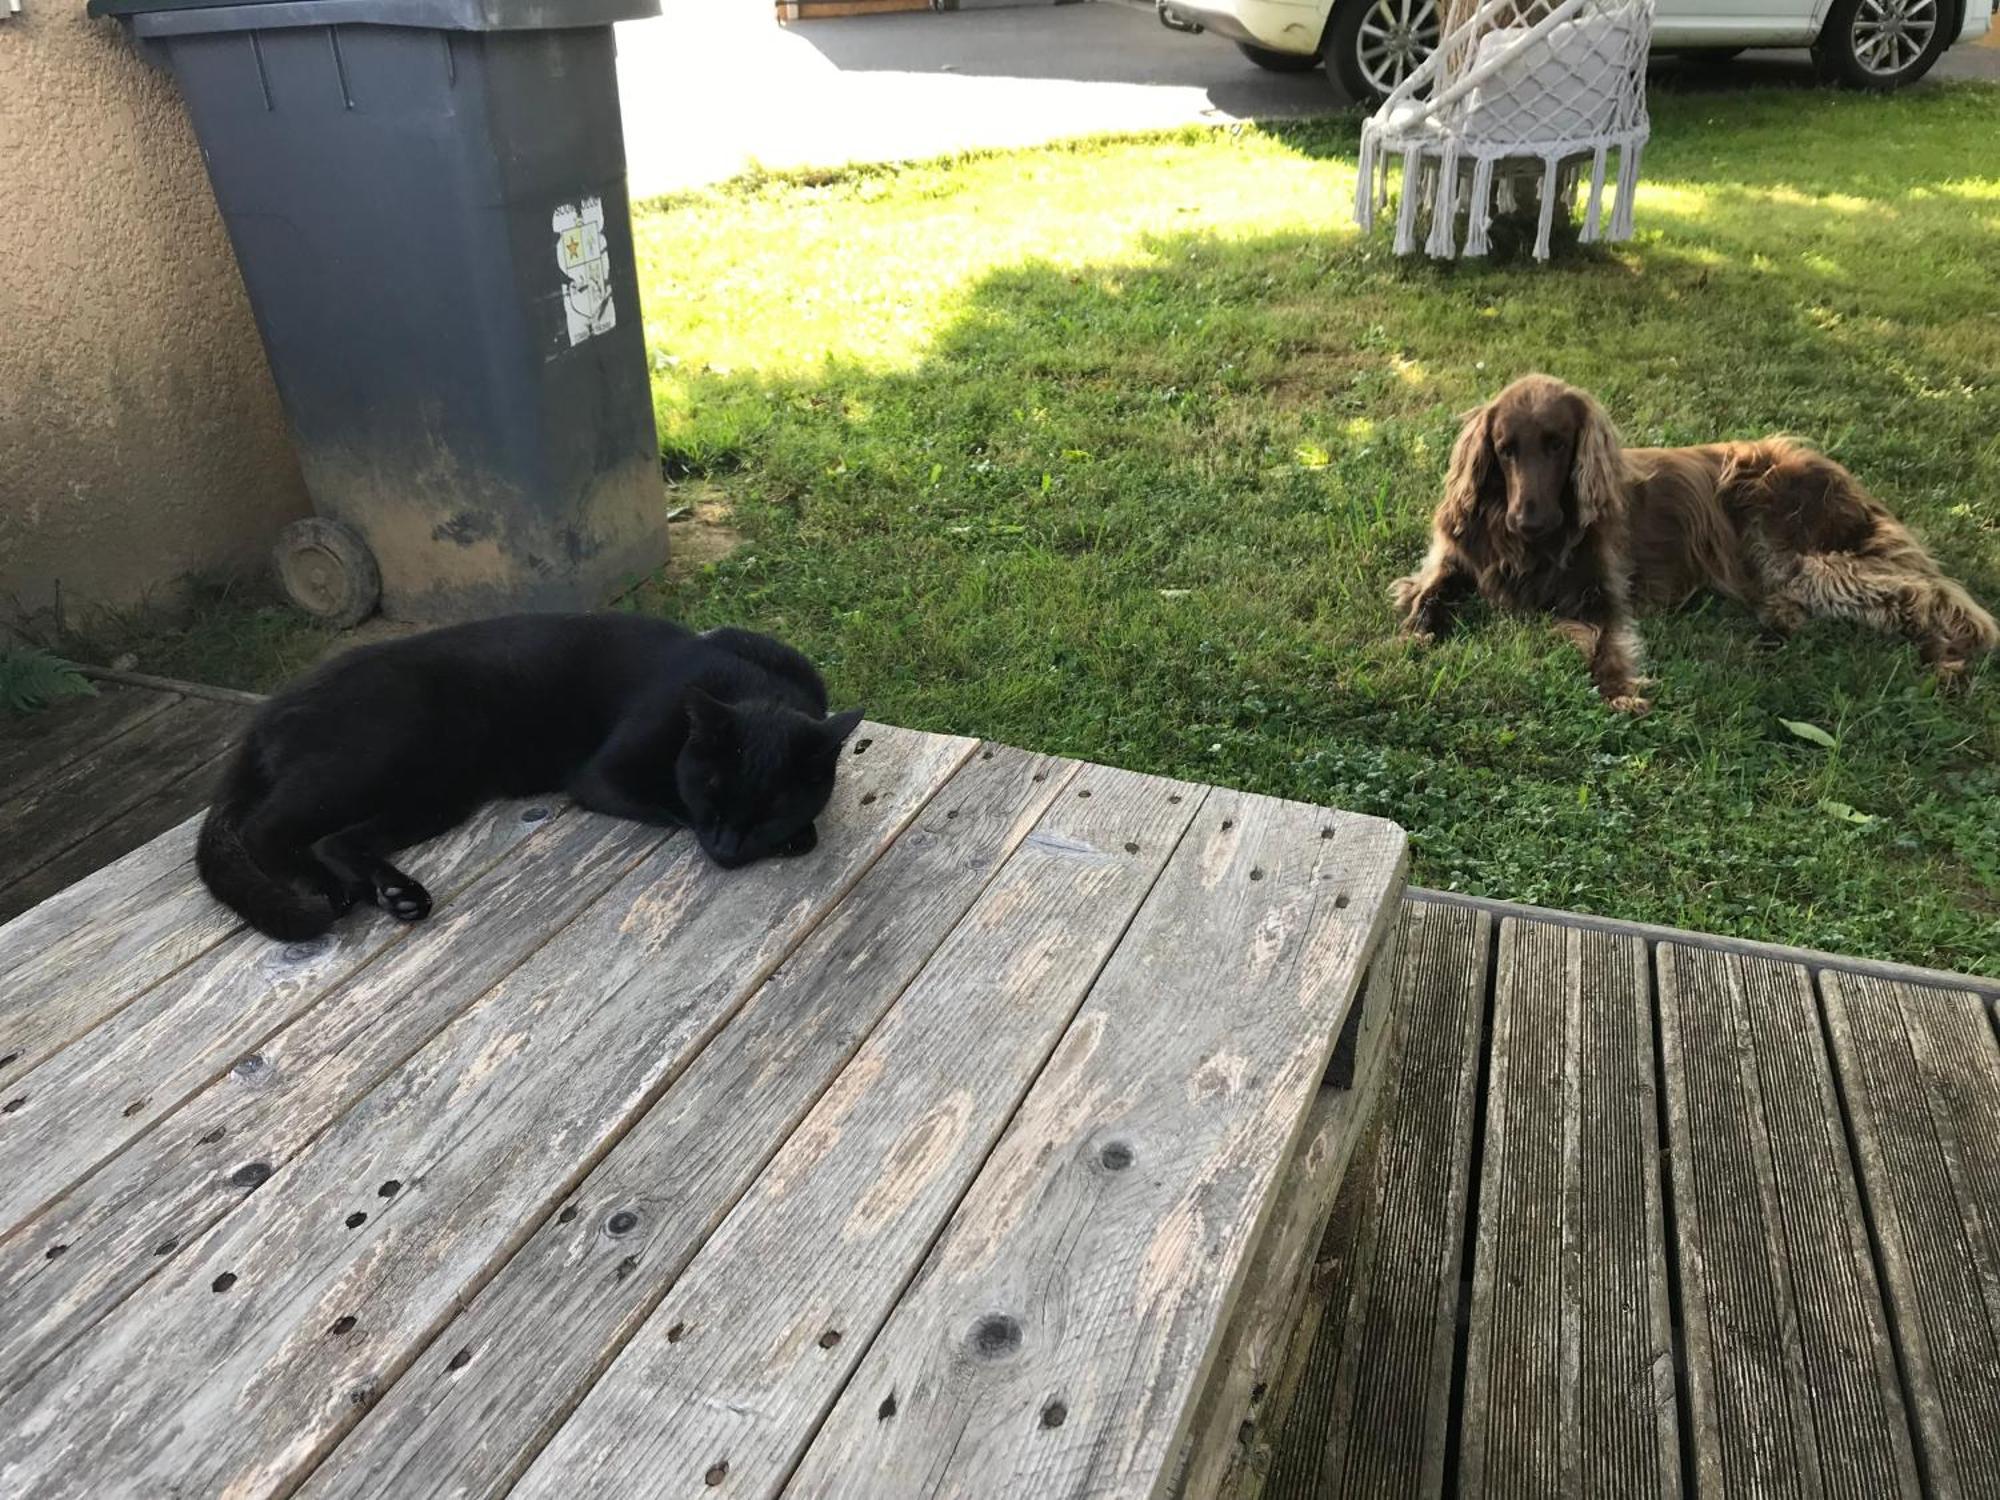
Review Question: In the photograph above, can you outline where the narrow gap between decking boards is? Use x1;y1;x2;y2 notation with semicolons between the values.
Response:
1439;908;1503;1498
1807;965;1936;1497
1645;938;1698;1500
274;736;984;1499
760;786;1219;1500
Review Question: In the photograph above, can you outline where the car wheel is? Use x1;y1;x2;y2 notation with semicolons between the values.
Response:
1812;0;1950;88
1326;0;1444;106
1235;40;1324;71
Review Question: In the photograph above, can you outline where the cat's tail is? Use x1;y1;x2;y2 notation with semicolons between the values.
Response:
196;743;340;942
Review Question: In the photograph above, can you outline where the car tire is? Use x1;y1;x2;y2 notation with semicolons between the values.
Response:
1235;40;1324;71
1812;0;1951;88
1325;0;1444;107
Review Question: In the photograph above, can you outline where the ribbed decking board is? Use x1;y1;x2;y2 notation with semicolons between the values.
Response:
0;746;232;924
1822;973;2000;1498
1657;945;1918;1498
0;683;182;803
0;696;248;911
1262;899;1491;1500
1461;919;1678;1500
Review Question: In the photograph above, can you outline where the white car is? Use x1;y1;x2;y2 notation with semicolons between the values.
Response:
1157;0;1995;101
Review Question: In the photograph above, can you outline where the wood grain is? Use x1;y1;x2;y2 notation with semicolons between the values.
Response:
0;748;230;924
1821;972;2000;1498
779;790;1407;1500
513;763;1207;1500
1460;920;1677;1500
0;684;180;801
1261;900;1491;1500
0;800;548;1238
304;744;1082;1499
0;817;230;1094
1174;907;1404;1500
0;808;667;1398
1656;945;1917;1498
0;725;970;1500
0;697;245;896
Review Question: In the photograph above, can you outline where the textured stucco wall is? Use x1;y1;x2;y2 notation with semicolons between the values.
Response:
0;4;309;618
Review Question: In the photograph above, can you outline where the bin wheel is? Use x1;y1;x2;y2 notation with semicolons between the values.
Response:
274;518;381;629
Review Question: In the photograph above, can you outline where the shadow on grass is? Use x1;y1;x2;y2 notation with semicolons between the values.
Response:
632;93;1999;970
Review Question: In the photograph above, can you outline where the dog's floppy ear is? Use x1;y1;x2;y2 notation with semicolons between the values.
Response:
1440;401;1496;540
1565;387;1625;531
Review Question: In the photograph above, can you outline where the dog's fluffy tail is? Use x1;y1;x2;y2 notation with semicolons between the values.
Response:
196;744;339;942
1918;573;2000;665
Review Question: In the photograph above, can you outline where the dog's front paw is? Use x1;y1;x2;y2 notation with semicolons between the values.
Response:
1388;576;1427;636
1606;694;1653;716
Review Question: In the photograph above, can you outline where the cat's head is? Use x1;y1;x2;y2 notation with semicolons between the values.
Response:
676;689;865;870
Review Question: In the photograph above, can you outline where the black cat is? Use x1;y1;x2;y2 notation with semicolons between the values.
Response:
197;614;862;941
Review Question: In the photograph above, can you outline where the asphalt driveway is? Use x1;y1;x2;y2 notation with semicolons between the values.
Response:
616;1;2000;197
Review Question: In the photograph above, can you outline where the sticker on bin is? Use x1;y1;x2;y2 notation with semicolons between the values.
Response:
554;197;617;347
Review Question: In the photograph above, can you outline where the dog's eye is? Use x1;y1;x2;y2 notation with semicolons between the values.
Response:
1544;434;1567;453
1496;440;1516;459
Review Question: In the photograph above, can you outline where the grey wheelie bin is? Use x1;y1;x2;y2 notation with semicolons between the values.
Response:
92;0;669;625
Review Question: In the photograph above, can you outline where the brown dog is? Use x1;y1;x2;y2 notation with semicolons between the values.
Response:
1390;374;1997;711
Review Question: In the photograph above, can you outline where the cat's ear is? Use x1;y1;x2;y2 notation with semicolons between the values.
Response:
684;687;738;748
820;708;864;749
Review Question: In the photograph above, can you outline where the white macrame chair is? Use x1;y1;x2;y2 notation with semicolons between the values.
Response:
1354;0;1655;261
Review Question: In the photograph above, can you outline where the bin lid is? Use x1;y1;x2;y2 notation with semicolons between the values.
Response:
94;0;657;29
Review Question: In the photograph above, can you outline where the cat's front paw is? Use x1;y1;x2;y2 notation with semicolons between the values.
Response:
779;823;818;858
375;879;432;922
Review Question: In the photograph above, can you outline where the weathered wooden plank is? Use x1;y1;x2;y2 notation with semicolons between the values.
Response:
1657;945;1918;1499
775;791;1407;1500
1821;972;2000;1497
0;819;229;1093
0;799;556;1237
0;684;180;801
74;665;267;706
0;808;667;1399
1261;900;1491;1500
0;697;245;897
1460;920;1677;1500
303;744;1083;1499
1174;909;1403;1500
0;748;231;925
0;725;971;1500
511;764;1207;1499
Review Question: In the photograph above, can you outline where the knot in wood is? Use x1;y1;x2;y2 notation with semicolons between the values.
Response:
969;1313;1022;1360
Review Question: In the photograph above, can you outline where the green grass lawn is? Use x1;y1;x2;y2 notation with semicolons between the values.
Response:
106;82;2000;973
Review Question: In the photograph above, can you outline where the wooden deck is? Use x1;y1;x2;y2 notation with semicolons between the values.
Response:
0;674;257;925
3;688;1998;1498
0;717;1407;1498
1255;900;2000;1500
